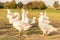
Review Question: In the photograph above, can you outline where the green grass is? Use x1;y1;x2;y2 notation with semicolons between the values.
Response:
0;8;60;40
0;8;60;23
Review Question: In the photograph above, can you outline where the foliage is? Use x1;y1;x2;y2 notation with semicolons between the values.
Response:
2;1;47;9
39;1;47;9
4;1;10;8
4;0;16;9
24;1;47;10
17;2;23;8
9;0;16;8
53;1;59;8
0;2;4;8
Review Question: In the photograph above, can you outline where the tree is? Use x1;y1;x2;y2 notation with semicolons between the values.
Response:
4;1;10;8
53;1;59;8
24;2;32;9
4;0;16;9
0;2;4;8
17;2;23;8
24;1;47;10
31;1;40;9
9;0;16;8
39;1;47;9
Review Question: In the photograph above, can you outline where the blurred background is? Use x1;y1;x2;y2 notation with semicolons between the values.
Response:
0;0;60;40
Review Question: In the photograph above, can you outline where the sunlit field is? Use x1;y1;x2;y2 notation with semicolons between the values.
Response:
0;8;60;40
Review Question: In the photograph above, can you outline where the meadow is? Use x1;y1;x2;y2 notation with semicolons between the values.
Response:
0;8;60;40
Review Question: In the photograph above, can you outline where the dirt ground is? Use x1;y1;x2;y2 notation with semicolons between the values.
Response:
0;25;60;40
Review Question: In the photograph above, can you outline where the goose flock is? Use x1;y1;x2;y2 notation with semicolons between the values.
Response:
7;9;58;36
38;12;57;36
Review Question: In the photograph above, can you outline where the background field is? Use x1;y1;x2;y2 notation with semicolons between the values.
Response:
0;8;60;40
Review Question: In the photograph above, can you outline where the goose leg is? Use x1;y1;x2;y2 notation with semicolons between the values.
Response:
41;29;47;36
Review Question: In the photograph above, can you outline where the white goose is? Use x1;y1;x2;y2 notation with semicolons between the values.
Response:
20;11;32;32
22;8;25;23
38;12;44;24
44;11;49;19
12;12;32;36
13;12;20;20
31;17;36;24
38;12;57;36
22;9;32;24
24;11;29;23
12;12;22;34
43;11;50;24
7;9;13;24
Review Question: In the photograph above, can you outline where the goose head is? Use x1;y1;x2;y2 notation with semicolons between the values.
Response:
13;12;20;20
38;12;43;17
7;9;13;19
25;11;28;16
7;9;11;13
22;8;25;13
33;17;36;20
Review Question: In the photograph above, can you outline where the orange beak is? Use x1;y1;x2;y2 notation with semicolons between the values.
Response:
13;15;17;19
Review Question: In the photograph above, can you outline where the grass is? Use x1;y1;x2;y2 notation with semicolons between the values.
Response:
0;8;60;40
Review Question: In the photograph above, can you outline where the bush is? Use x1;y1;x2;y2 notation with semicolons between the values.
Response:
17;2;23;8
0;2;4;9
24;1;47;10
4;0;16;9
53;1;59;8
